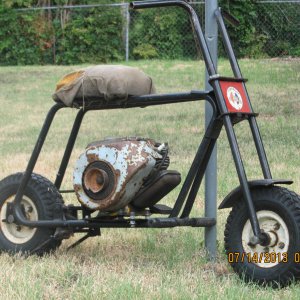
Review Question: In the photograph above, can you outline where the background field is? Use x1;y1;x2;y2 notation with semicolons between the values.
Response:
0;59;299;299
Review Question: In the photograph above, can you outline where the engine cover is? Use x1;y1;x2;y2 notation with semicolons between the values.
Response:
73;137;163;211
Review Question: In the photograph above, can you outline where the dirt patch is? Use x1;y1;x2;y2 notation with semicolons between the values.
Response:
269;57;300;62
171;64;190;70
202;262;231;277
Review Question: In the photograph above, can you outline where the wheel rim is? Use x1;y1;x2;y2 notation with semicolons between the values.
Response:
242;210;289;268
0;195;38;244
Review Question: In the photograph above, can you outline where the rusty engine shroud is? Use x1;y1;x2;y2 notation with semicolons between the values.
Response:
73;137;181;211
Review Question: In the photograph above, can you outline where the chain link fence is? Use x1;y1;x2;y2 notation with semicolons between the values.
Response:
127;0;300;59
3;0;299;65
255;1;300;57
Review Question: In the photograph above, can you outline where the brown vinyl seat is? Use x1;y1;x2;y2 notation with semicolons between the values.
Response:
52;65;156;107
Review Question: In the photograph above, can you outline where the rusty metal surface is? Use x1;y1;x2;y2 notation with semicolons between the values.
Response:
73;137;161;211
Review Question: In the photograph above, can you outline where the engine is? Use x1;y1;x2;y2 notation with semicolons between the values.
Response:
73;137;181;212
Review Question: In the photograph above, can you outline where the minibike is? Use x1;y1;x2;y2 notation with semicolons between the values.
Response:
1;0;299;286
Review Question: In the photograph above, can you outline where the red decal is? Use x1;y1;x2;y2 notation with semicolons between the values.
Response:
219;81;251;113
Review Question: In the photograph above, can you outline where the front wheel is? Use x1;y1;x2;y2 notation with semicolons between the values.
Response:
0;173;64;255
224;186;300;287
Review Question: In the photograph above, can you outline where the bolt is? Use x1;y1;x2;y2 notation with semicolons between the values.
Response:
263;247;269;253
7;215;14;224
278;242;285;249
274;223;280;230
130;212;136;228
249;235;260;246
145;209;150;219
27;206;33;213
16;225;22;232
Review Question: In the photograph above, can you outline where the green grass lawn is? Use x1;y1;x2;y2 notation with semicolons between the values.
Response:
0;59;299;299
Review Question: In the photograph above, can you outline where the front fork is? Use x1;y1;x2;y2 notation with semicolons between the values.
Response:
223;115;267;245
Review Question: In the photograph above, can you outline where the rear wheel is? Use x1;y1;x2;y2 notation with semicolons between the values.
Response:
224;187;300;287
0;173;64;255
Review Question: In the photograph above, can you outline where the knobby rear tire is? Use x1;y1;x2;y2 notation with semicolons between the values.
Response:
0;173;64;255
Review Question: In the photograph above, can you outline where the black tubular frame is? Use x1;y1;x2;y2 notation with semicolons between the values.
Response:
9;0;281;242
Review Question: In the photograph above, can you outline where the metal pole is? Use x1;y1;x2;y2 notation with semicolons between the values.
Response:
121;3;130;62
125;4;130;61
204;0;218;259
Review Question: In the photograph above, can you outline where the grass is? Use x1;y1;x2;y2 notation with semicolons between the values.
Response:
0;58;300;299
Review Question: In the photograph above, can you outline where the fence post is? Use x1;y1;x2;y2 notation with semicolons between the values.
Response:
204;0;218;260
123;3;130;61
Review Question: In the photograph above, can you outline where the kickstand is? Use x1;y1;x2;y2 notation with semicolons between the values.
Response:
67;228;100;251
67;234;90;251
